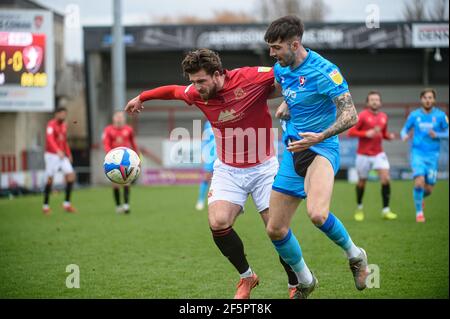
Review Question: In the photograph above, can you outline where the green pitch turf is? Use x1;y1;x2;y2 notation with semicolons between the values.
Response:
0;181;448;298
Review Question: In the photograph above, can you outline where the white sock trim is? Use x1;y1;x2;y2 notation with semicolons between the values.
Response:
346;243;361;259
239;267;253;278
295;263;313;285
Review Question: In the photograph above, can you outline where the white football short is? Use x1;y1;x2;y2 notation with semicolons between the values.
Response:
208;156;279;213
355;152;390;179
44;152;74;178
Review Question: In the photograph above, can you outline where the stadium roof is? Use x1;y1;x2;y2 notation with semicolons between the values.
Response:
84;21;449;52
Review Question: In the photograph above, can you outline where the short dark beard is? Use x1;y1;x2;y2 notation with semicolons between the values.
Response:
280;50;296;67
369;105;379;113
422;104;433;113
202;84;218;101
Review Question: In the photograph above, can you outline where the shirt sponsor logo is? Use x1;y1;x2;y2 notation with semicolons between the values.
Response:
282;87;297;100
257;66;272;73
218;109;237;122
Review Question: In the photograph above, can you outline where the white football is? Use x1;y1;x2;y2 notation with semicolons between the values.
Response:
103;147;141;185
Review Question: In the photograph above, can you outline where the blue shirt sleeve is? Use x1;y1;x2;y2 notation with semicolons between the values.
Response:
400;112;415;139
440;112;449;130
317;67;349;100
435;112;449;139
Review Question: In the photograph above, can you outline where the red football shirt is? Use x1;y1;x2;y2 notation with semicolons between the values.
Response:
348;108;392;156
45;119;72;157
140;66;276;168
102;124;138;153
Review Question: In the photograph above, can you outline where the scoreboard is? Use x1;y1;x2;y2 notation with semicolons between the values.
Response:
0;32;47;87
0;10;54;112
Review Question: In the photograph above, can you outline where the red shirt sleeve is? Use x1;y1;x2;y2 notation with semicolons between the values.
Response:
243;66;275;87
103;126;112;153
129;127;139;154
348;112;367;138
382;115;392;140
139;85;193;105
46;122;62;153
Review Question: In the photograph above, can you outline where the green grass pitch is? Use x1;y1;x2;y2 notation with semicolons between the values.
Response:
0;181;448;298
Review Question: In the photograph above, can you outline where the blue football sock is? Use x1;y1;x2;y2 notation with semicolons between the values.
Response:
413;187;424;214
318;213;359;258
197;180;209;203
272;229;305;272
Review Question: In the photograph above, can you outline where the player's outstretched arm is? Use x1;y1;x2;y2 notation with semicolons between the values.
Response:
400;113;415;141
125;96;143;114
125;85;190;114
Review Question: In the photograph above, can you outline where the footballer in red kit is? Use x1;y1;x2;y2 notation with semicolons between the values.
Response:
125;48;297;299
42;107;76;214
102;111;139;214
138;66;275;167
348;91;397;221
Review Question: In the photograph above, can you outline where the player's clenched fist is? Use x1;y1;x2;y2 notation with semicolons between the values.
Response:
125;96;144;114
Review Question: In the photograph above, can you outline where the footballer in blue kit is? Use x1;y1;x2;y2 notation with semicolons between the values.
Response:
273;48;347;197
400;88;449;222
195;120;218;211
263;15;369;299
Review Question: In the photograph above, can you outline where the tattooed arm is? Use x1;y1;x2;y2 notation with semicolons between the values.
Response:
286;92;358;153
322;92;358;139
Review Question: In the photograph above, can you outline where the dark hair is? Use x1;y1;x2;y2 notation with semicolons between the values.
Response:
366;90;382;103
54;106;67;114
181;48;223;77
420;88;436;99
264;15;304;43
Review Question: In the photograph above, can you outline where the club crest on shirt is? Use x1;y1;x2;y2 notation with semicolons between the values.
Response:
234;87;246;99
299;76;306;86
329;69;343;85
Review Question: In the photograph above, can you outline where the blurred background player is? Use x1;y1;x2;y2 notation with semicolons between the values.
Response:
195;120;217;211
401;88;449;223
42;107;76;214
348;91;397;221
102;111;139;214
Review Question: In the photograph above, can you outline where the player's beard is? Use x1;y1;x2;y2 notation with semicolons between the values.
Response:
199;84;218;101
422;101;434;110
370;104;380;112
278;50;296;67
